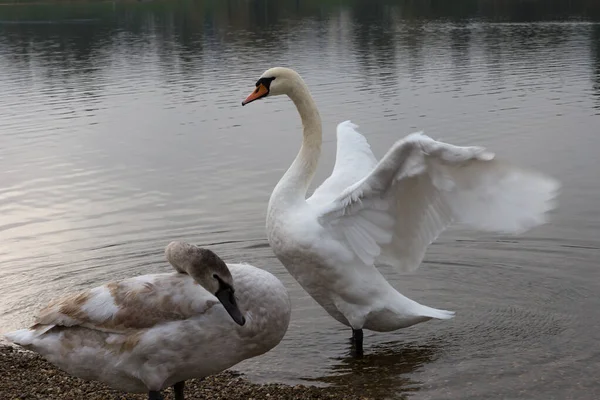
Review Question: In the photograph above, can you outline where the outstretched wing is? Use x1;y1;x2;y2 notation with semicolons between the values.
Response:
308;121;378;205
317;129;560;272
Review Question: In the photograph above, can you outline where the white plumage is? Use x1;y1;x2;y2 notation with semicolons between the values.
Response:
243;67;559;352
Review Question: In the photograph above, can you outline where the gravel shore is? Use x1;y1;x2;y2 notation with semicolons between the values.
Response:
0;345;374;400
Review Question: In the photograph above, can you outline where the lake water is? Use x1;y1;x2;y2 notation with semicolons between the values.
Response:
1;1;599;399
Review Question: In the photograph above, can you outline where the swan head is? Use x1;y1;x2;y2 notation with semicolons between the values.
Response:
242;67;302;105
165;241;246;326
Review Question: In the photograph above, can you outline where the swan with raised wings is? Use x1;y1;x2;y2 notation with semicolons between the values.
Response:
5;241;291;399
241;67;559;356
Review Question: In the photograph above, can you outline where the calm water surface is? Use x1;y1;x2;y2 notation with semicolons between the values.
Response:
1;1;599;399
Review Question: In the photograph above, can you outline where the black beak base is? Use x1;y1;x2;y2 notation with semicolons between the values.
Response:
215;288;246;326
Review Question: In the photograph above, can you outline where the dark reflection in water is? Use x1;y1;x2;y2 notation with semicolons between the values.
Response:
591;25;600;111
350;3;402;97
449;23;472;88
1;1;600;399
0;2;599;88
310;340;443;399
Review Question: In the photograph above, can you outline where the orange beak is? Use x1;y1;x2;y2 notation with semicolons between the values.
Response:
242;83;269;106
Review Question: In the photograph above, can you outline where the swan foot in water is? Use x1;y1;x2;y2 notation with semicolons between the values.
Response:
148;391;164;400
174;381;185;400
351;328;364;358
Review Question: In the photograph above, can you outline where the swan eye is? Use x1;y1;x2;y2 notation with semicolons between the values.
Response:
255;76;276;89
213;274;231;293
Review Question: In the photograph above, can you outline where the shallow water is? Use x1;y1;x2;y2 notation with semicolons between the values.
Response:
1;1;599;398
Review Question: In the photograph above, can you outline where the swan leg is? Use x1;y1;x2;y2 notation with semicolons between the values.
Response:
148;391;164;400
173;381;185;400
351;328;364;358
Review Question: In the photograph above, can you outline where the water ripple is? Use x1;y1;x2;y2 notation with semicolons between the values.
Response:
0;5;599;398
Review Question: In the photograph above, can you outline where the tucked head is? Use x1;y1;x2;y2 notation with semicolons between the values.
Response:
165;241;245;326
241;67;303;106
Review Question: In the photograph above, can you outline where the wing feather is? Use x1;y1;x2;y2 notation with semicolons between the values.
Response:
317;129;560;272
33;273;216;333
308;121;377;205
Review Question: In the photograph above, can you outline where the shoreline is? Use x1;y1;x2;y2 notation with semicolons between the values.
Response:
0;345;373;400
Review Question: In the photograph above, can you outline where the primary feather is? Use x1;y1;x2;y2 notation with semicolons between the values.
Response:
315;123;559;272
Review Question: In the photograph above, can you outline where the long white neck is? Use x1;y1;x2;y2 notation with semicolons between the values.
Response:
269;79;322;211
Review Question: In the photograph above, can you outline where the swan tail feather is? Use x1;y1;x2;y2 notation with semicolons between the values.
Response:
417;305;455;320
5;329;36;346
5;325;55;346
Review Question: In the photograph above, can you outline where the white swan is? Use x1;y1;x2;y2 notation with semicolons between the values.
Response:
242;67;559;356
5;241;291;400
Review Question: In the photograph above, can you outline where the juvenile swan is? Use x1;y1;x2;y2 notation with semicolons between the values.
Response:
5;242;291;399
242;67;559;356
